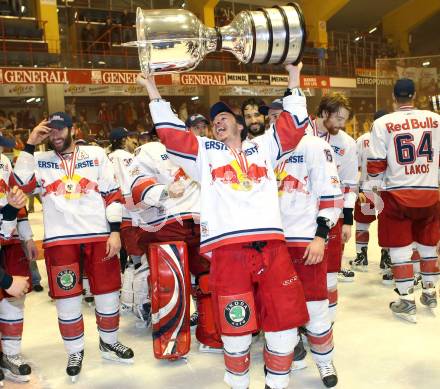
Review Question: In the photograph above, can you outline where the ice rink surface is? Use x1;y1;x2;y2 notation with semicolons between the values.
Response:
13;207;439;389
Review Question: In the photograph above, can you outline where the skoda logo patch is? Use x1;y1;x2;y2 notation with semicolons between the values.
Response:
56;270;77;291
224;300;250;327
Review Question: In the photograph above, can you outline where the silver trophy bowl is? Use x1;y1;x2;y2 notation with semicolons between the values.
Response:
124;3;306;75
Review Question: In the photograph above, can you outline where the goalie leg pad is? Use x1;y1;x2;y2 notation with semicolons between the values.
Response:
148;241;191;360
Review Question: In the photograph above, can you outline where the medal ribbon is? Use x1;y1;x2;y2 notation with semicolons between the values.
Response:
229;147;249;176
56;146;78;182
312;118;330;142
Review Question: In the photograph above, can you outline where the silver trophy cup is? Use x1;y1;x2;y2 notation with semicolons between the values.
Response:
125;3;306;75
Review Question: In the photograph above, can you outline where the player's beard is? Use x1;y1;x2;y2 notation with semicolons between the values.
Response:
323;117;342;135
49;130;73;153
247;122;265;138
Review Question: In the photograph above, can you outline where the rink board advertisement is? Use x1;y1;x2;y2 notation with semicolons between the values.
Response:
64;84;204;97
0;68;356;98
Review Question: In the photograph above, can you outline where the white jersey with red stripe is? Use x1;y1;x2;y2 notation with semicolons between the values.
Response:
127;141;200;228
108;149;135;228
356;132;370;190
150;93;309;253
367;106;440;207
13;145;122;247
0;153;33;244
277;135;343;247
306;119;358;209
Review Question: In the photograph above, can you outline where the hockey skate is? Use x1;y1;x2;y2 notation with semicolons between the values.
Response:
190;311;199;328
379;249;391;271
198;343;223;354
291;337;307;371
349;247;368;272
420;282;437;309
337;268;355;282
0;353;31;383
389;288;417;323
382;269;394;286
66;350;84;383
99;338;134;364
413;273;422;289
316;361;338;388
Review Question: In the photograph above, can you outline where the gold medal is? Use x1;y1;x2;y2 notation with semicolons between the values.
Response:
64;179;76;193
57;147;80;198
239;173;252;191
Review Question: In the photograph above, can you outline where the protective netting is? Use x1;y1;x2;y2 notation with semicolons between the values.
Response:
376;55;440;113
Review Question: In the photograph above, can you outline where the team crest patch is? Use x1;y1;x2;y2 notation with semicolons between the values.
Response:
200;222;209;237
56;270;77;291
76;150;89;160
224;300;251;327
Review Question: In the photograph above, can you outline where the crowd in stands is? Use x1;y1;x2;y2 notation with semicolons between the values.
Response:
79;9;136;53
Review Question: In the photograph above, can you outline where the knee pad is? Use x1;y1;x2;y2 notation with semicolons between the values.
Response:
326;273;337;290
415;244;437;259
265;328;297;354
305;300;331;334
0;296;25;321
94;291;119;313
389;245;413;264
222;334;252;353
356;222;370;232
55;295;82;319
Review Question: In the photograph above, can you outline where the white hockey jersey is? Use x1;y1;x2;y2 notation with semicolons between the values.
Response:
356;132;370;191
367;106;440;207
0;212;17;241
108;149;135;229
277;135;343;247
0;153;33;244
150;93;309;253
13;146;122;248
307;118;358;209
127;141;200;228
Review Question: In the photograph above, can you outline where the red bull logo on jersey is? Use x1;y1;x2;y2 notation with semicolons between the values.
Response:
210;161;268;191
275;166;309;196
385;117;438;133
0;179;8;199
43;174;98;200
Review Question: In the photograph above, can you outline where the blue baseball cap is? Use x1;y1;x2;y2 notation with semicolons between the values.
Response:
109;127;134;141
394;79;415;99
259;98;283;116
0;134;15;149
48;112;73;129
210;101;236;121
186;114;209;127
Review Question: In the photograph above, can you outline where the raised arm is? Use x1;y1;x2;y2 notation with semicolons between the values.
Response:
265;63;309;163
137;74;201;180
13;120;50;192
